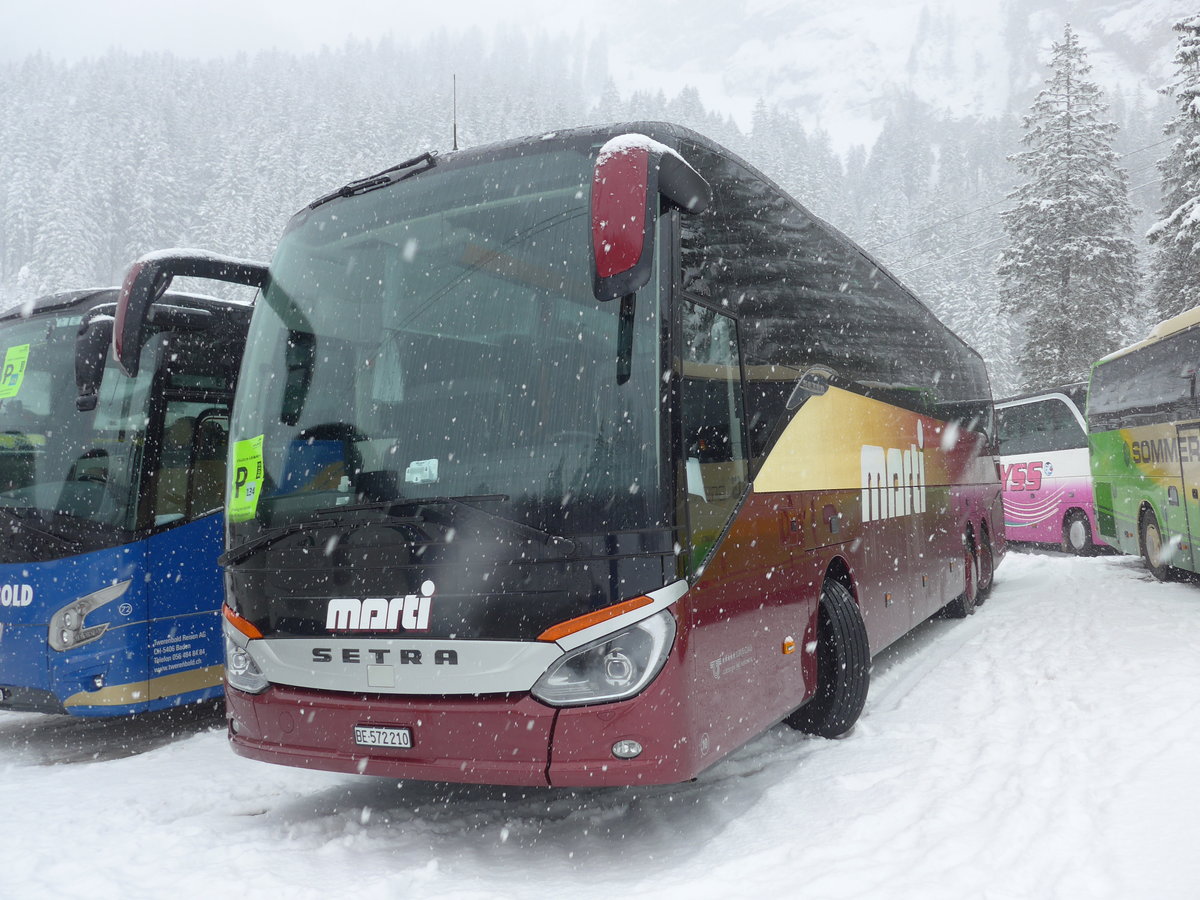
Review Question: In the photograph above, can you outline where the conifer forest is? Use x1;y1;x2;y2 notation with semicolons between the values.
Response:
2;14;1198;397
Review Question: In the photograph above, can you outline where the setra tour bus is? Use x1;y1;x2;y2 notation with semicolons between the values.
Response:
115;123;1004;785
1089;306;1200;579
0;282;256;715
995;384;1107;553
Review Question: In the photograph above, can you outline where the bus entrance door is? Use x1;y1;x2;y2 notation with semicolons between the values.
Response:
1175;425;1200;571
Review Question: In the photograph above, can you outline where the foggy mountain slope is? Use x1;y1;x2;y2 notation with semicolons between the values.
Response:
608;0;1191;148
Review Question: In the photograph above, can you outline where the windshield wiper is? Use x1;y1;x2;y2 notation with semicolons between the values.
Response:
219;517;340;567
308;152;438;209
219;497;472;566
222;494;578;567
0;507;83;550
220;497;484;567
314;494;576;552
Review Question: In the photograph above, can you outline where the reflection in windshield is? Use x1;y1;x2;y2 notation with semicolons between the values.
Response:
231;144;665;542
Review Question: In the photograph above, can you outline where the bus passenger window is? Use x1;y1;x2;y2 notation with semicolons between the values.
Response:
681;300;747;571
152;402;232;526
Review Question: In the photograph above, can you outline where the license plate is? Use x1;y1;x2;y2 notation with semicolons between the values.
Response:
354;725;412;748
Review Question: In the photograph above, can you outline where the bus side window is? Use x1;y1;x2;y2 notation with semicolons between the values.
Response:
152;402;231;525
191;413;230;516
681;300;747;572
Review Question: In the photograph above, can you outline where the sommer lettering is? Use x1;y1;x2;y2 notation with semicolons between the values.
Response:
1129;434;1200;466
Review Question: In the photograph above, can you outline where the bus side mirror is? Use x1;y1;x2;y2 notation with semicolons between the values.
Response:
591;135;710;302
115;250;268;377
75;314;115;412
281;330;315;426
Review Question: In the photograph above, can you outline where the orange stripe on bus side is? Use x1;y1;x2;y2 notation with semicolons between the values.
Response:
223;604;263;639
537;595;654;643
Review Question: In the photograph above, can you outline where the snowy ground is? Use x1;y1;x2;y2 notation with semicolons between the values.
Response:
3;550;1200;900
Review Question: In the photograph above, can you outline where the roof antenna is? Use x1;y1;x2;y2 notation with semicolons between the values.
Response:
452;74;458;151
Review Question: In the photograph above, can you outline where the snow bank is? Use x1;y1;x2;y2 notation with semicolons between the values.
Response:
2;552;1199;899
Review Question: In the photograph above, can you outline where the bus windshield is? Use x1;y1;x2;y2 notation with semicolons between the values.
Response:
230;143;665;542
996;397;1086;455
0;312;152;538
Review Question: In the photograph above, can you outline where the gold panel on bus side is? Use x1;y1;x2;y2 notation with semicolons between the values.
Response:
753;386;951;496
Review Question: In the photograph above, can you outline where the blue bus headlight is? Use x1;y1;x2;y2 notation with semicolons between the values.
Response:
48;602;109;651
224;634;269;694
531;609;675;706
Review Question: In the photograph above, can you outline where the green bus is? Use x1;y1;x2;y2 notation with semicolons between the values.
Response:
1088;306;1200;579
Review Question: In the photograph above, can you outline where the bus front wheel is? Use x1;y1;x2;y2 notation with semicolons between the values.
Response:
1141;509;1172;581
1062;510;1094;555
785;579;870;739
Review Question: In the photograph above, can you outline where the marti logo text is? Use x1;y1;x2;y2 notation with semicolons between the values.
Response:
860;422;927;522
325;581;434;632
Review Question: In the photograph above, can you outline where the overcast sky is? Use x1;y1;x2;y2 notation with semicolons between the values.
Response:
0;0;598;62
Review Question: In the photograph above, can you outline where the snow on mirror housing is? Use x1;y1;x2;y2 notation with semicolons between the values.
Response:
115;249;268;377
591;134;711;301
531;608;676;706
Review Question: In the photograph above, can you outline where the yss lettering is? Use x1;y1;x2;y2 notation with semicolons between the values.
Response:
1002;462;1044;492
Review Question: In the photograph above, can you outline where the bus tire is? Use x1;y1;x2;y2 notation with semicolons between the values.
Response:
943;534;978;618
1062;510;1093;555
785;579;870;739
1140;509;1172;581
975;527;995;604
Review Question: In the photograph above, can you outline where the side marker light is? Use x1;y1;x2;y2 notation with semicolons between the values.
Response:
223;604;263;639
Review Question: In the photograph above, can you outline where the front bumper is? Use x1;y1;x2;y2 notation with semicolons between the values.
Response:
226;653;699;788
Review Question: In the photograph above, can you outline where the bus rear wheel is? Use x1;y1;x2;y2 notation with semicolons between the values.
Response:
785;579;870;739
1062;510;1094;555
943;534;978;618
1141;509;1172;581
975;528;994;605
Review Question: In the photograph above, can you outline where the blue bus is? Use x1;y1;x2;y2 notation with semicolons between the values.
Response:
0;286;252;715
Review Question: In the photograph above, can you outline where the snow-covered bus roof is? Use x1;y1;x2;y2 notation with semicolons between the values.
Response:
1095;304;1200;366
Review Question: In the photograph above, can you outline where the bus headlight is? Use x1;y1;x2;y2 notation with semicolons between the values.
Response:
531;609;675;707
49;601;109;651
224;633;269;694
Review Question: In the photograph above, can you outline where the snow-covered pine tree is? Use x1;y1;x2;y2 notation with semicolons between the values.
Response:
997;24;1140;391
1146;14;1200;322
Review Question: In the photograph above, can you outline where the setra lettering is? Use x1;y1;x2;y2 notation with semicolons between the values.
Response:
310;645;459;666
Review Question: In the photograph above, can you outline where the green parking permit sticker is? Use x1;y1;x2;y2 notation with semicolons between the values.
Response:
229;434;265;523
0;344;31;399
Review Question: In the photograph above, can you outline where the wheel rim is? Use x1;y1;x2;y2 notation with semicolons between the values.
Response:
1145;521;1164;567
1069;518;1087;551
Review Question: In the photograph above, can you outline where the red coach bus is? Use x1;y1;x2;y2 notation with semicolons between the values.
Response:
115;123;1004;787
